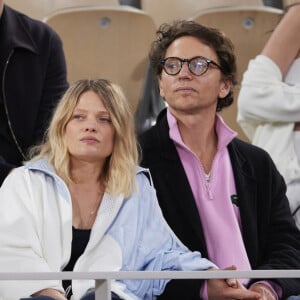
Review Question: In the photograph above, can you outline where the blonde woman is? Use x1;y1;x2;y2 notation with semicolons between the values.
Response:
0;79;256;300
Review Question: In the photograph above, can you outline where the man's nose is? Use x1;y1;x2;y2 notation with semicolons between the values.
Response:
179;61;192;76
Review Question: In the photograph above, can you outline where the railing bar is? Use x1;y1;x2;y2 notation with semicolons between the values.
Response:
0;270;300;280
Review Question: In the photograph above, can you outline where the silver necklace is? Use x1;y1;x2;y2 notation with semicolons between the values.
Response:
72;189;103;229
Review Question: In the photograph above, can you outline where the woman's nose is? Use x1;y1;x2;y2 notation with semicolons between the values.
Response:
84;127;96;132
84;120;97;132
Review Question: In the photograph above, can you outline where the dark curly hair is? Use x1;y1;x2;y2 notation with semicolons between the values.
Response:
149;20;237;112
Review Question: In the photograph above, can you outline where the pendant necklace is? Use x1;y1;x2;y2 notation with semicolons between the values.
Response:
72;189;104;229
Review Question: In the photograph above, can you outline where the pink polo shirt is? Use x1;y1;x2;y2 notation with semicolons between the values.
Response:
167;109;281;299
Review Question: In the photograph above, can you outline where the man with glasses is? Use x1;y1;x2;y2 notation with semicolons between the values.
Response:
139;20;300;299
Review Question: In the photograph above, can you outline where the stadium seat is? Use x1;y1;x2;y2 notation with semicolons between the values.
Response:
5;0;119;20
44;5;156;114
141;0;264;28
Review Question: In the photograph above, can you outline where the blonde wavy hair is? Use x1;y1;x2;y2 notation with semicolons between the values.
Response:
30;79;138;197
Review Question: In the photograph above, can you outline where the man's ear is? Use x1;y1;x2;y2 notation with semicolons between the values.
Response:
219;78;232;99
158;77;165;98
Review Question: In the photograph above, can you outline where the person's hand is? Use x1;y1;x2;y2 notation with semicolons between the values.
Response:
223;265;240;289
207;278;262;300
32;288;67;300
207;266;262;300
249;284;277;300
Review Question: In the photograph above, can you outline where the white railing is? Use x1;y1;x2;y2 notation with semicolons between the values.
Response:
1;270;300;299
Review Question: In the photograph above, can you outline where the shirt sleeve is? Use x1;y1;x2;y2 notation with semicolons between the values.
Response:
0;168;63;299
250;281;282;300
237;55;300;129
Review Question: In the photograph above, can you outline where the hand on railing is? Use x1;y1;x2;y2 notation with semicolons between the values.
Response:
249;284;277;300
207;266;262;300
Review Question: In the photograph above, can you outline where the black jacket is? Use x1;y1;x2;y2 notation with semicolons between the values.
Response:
0;5;68;185
139;108;300;299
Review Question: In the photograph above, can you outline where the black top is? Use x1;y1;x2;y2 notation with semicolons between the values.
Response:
63;227;91;299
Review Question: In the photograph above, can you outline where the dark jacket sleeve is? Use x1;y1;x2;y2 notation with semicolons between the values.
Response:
229;139;300;298
31;29;68;143
0;7;69;186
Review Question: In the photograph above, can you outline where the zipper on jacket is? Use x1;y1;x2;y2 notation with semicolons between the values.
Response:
2;49;26;160
204;171;213;200
199;161;214;200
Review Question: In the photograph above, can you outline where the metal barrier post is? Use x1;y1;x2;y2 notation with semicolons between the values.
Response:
95;278;111;300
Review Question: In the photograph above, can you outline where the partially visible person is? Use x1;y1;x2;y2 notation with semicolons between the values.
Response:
237;1;300;229
139;19;300;300
0;79;262;300
0;0;68;186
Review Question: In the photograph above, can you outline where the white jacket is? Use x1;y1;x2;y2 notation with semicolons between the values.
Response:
238;55;300;183
237;54;300;227
0;159;215;300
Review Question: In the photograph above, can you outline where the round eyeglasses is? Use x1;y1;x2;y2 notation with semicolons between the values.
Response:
161;56;222;76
